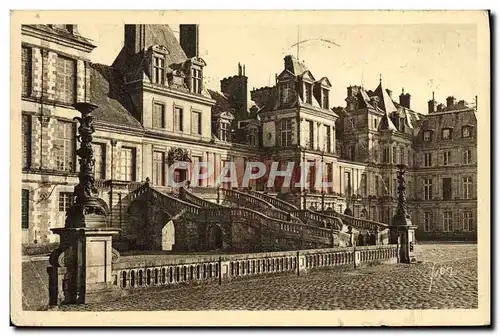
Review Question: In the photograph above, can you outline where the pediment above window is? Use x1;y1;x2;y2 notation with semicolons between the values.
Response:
301;70;316;83
151;45;170;55
316;76;332;88
277;69;295;82
218;111;235;121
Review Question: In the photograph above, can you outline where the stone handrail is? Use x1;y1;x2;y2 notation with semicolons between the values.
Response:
247;190;299;212
203;207;332;242
181;187;221;209
221;189;295;223
190;186;218;195
111;245;398;291
149;187;202;217
327;211;389;231
290;210;344;230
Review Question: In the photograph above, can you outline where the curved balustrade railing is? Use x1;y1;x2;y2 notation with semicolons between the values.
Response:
247;190;299;212
203;207;333;242
291;210;344;230
181;187;221;209
327;211;389;231
221;189;296;223
150;187;202;216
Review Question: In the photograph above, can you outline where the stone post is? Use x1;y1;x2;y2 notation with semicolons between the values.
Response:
389;164;417;263
48;102;120;306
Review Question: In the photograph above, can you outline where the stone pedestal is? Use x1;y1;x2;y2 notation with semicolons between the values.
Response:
390;216;417;264
49;226;120;305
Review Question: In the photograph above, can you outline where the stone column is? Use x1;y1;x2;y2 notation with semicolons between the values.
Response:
48;102;121;306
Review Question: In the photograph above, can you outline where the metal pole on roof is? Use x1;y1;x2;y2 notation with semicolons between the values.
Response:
297;25;300;61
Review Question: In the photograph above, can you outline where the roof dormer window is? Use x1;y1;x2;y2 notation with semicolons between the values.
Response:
462;125;472;138
304;82;313;104
423;130;432;142
151;45;169;86
191;67;202;94
442;128;452;140
279;80;293;104
322;88;329;109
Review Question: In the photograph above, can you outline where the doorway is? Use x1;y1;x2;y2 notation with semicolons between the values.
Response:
208;225;223;250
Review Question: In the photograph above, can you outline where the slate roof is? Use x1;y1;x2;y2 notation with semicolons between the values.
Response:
88;63;143;130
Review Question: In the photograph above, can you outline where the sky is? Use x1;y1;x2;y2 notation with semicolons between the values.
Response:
78;23;478;114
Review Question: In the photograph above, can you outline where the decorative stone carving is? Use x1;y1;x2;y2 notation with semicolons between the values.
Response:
111;248;120;263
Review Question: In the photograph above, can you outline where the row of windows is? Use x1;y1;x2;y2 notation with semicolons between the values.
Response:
423;149;473;167
278;81;329;109
423;126;473;142
22;46;77;105
152;103;202;135
422;176;473;200
423;211;475;232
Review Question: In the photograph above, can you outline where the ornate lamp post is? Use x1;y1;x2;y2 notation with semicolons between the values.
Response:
390;164;417;263
48;102;120;306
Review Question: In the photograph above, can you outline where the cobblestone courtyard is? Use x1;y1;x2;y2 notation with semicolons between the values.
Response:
54;243;478;311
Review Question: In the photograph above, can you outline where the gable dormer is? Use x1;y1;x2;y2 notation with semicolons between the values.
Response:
314;77;332;110
300;70;316;105
184;57;206;95
148;44;169;85
276;70;296;106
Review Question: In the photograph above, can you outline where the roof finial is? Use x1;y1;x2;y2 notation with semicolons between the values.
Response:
379;73;382;84
432;91;435;101
402;87;405;94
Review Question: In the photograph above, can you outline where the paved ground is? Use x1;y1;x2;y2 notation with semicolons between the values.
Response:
53;243;477;311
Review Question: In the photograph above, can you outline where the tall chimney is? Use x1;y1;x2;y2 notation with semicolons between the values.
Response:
428;92;436;113
179;24;199;58
399;88;411;109
446;96;456;109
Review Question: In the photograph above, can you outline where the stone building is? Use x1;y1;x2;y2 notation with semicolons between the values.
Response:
20;24;477;250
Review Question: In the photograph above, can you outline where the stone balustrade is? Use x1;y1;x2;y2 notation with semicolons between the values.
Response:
248;190;299;212
181;187;221;209
150;187;201;216
110;245;399;293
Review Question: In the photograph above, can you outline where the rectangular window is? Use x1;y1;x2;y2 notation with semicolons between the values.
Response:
326;163;333;193
152;102;165;128
55;56;76;105
443;151;451;166
304;83;313;104
22;46;31;97
361;174;367;196
153;151;165;186
344;171;352;196
463;211;473;231
58;192;74;212
280;81;293;104
462;126;472;138
325;126;331;152
443;211;453;232
375;175;380;196
392;147;397;164
174;106;184;132
92;143;105;180
192;156;202;186
400;149;404;165
424;153;432;167
249;127;258;147
22;114;31;170
54;121;75;172
322;88;329;109
220;122;230;142
153;56;165;85
463;176;473;199
442;128;452;140
442;177;452;201
424;212;432;232
280;119;292;147
120;147;136;181
424;178;433;200
463;149;472;164
423;131;431;141
191;111;202;135
22;189;29;229
191;68;203;94
308;120;314;149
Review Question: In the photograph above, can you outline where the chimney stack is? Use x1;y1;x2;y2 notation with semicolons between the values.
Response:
446;96;456;109
399;92;411;109
428;92;436;113
179;24;199;58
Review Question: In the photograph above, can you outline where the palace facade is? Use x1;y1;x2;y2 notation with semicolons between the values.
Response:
20;24;477;248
